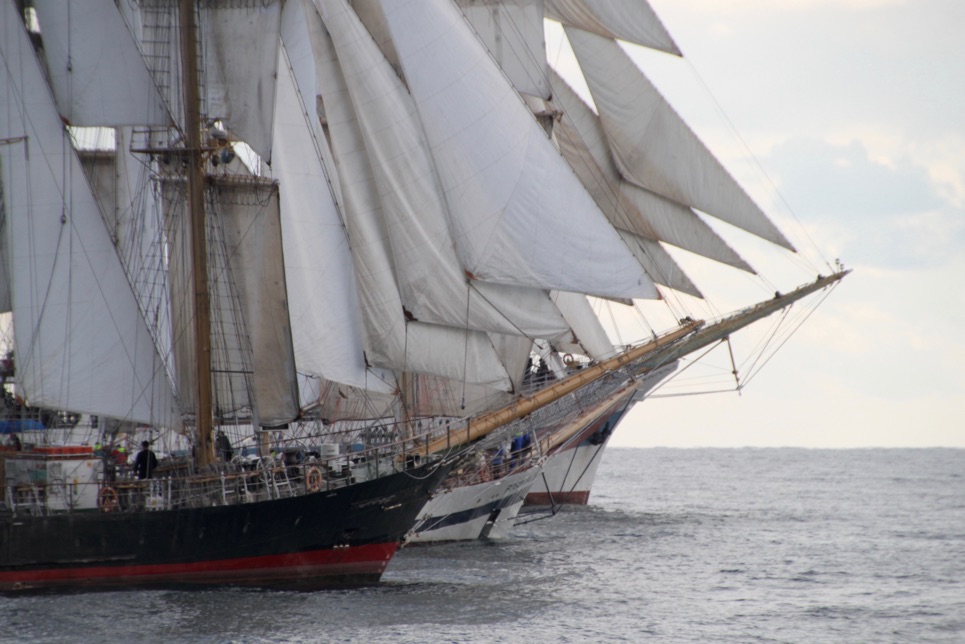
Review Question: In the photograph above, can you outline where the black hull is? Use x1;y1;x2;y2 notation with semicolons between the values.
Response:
0;461;450;592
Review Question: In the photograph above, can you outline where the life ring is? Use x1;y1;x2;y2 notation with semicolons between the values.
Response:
563;353;574;366
98;486;118;513
306;466;323;493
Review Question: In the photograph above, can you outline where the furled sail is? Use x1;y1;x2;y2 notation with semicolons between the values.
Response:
565;27;795;251
274;13;394;394
31;0;171;127
456;0;550;99
0;7;179;425
319;0;569;341
548;68;754;275
309;1;512;390
378;0;658;301
200;0;282;162
545;0;680;55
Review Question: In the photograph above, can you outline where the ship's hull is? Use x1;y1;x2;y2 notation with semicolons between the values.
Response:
524;389;633;507
0;461;450;592
524;362;679;506
408;464;542;543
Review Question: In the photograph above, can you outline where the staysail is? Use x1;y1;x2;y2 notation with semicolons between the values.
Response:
309;1;513;389
549;68;755;275
565;26;794;251
0;5;179;425
378;0;658;301
456;0;550;99
545;0;680;54
320;0;570;341
274;10;394;394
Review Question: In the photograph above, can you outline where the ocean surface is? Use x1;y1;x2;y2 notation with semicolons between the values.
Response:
2;448;963;643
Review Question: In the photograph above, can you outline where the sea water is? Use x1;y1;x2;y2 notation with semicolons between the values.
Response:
2;448;963;643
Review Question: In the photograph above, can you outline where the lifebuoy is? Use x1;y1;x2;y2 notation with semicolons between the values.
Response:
98;486;118;513
305;466;323;493
563;353;574;366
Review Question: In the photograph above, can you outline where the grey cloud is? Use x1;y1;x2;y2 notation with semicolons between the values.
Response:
765;136;962;269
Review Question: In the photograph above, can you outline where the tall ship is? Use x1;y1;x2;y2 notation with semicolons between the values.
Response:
389;0;845;536
1;0;847;585
0;0;464;591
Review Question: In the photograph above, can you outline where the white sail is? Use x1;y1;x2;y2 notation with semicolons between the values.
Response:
76;131;175;377
341;0;401;73
548;68;754;273
310;2;512;390
400;323;513;392
618;230;701;298
217;178;300;427
0;8;178;425
550;291;615;360
157;177;197;412
319;0;569;341
0;192;9;313
378;0;658;301
534;338;568;380
31;0;171;127
456;0;549;99
200;1;282;162
408;372;515;418
490;333;535;392
311;377;399;421
565;27;795;251
545;0;680;55
274;16;393;394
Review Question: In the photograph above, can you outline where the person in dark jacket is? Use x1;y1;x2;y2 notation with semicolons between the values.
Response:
133;441;158;479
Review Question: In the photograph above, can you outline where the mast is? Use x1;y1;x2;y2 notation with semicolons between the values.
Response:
179;0;214;467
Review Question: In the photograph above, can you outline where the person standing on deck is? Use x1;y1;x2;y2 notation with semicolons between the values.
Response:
133;441;158;479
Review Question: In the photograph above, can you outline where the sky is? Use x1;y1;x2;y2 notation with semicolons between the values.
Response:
556;0;965;448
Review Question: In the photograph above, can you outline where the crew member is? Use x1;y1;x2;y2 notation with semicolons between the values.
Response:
133;441;158;479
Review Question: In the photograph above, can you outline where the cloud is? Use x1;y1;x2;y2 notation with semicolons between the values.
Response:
765;137;964;269
681;0;905;11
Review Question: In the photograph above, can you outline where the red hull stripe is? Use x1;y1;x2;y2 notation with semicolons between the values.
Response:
524;491;590;506
0;542;399;587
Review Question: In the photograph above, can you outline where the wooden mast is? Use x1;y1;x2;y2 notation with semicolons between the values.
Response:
179;0;214;467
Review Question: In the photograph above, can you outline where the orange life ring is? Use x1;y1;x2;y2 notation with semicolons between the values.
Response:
98;486;118;513
306;466;323;493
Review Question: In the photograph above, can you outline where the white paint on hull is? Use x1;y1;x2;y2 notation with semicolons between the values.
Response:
408;464;543;543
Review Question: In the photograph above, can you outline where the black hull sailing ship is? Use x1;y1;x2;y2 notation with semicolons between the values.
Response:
0;0;462;591
0;460;448;591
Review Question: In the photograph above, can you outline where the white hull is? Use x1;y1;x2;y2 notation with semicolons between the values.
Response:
408;464;543;543
525;362;678;506
524;398;624;506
